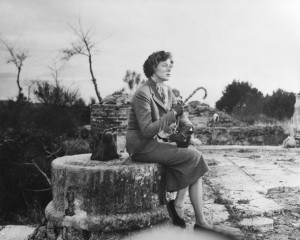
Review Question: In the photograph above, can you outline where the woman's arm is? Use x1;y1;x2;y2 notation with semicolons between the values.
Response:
134;90;176;139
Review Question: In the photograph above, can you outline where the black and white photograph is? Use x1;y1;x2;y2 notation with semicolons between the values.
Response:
0;0;300;239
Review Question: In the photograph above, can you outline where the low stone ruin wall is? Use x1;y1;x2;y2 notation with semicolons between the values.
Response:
90;104;289;147
90;104;130;150
91;104;129;133
195;126;288;146
187;101;243;128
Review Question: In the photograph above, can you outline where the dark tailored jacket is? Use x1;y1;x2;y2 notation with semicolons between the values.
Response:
126;79;177;155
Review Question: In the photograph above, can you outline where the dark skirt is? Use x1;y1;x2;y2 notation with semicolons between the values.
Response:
132;142;209;192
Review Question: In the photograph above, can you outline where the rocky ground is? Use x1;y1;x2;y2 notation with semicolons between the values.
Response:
198;146;300;240
1;145;300;240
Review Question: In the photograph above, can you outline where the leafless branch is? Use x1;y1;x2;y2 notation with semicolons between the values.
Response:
6;157;51;187
20;186;52;192
31;159;52;186
47;56;68;85
42;144;61;158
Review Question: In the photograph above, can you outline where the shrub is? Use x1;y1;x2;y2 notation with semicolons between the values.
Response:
0;129;63;224
263;89;295;121
0;99;90;138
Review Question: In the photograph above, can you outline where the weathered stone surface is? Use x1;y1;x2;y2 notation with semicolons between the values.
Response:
214;224;243;239
52;154;163;215
195;126;288;146
90;104;130;150
46;201;168;232
204;203;230;223
283;136;299;148
127;223;240;240
187;101;241;128
48;153;168;232
229;153;300;192
233;196;283;217
5;145;300;240
239;217;274;232
0;225;35;240
201;146;300;218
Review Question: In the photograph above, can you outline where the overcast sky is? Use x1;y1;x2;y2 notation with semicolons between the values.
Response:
1;0;300;106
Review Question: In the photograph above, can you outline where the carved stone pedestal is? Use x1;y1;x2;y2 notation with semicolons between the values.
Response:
29;153;168;240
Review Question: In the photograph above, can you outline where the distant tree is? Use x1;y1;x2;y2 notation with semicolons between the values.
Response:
216;80;262;114
232;89;265;124
0;38;29;100
123;70;145;93
263;89;295;121
61;19;109;104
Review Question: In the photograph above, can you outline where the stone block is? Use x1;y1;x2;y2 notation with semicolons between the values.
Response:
46;153;169;232
239;217;274;232
0;225;36;240
204;203;229;223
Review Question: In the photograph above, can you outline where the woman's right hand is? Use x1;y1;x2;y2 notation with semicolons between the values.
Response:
172;104;183;117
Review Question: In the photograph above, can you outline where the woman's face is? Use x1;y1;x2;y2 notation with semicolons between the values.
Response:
153;58;173;82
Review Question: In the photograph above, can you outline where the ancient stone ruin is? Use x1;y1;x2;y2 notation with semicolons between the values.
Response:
291;93;300;139
29;91;298;239
90;97;289;148
30;155;168;239
38;154;168;239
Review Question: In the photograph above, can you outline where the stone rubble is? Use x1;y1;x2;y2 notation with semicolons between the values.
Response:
239;217;274;232
1;145;300;240
0;225;35;240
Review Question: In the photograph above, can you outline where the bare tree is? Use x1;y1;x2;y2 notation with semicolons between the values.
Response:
61;20;109;104
47;56;67;87
0;38;29;99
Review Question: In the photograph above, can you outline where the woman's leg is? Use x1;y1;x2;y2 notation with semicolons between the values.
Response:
189;177;212;228
174;187;188;218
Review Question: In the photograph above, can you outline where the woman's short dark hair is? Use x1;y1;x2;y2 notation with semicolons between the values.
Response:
143;51;173;78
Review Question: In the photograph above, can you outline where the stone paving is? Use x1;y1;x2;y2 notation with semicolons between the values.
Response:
0;226;35;240
199;146;300;240
1;145;300;240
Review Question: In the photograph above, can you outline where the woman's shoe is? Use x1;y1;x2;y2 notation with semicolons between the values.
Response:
166;200;186;228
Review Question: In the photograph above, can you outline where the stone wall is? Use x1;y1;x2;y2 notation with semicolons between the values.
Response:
90;103;130;150
195;126;288;146
187;101;245;128
91;104;129;132
90;102;288;147
90;101;238;136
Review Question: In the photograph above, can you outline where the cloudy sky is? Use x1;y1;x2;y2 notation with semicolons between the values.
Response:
1;0;300;106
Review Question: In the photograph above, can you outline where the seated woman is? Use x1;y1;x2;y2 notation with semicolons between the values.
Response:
126;50;212;231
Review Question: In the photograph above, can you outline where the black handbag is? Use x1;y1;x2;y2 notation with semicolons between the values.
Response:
90;128;120;161
168;114;194;148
